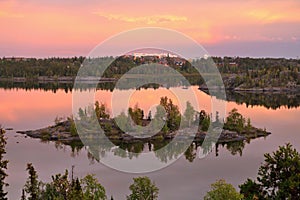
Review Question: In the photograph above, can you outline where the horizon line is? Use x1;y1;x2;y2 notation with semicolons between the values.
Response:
1;55;299;60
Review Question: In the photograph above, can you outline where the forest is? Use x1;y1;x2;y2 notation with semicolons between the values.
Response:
1;56;300;90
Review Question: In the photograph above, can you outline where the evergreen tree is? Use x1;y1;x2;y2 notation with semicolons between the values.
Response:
24;163;40;200
0;128;8;200
95;101;110;119
69;178;83;200
183;101;195;127
128;104;144;126
199;111;210;132
240;143;300;199
20;189;26;200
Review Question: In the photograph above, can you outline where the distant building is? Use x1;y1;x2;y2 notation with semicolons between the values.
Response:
3;57;28;61
172;57;185;66
132;52;177;59
229;62;238;67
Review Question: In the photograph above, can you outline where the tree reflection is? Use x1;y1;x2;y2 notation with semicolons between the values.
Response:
184;143;197;162
218;91;300;110
52;134;267;163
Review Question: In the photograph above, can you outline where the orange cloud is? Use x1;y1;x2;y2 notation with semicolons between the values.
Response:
0;0;24;18
245;9;299;24
94;12;188;25
0;11;24;18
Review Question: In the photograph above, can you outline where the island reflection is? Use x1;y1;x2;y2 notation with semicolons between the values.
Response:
43;136;260;163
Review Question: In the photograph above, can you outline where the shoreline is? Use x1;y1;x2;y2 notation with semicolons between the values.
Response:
1;78;300;93
0;76;116;83
199;85;300;93
16;120;271;146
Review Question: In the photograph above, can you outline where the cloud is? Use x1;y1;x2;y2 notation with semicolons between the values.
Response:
94;12;187;24
245;9;284;23
0;0;24;18
0;11;24;18
245;8;300;24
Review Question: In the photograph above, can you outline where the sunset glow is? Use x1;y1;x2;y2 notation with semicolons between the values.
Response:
1;0;300;57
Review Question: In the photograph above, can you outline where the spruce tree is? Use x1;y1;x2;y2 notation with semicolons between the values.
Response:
25;163;40;200
0;128;8;200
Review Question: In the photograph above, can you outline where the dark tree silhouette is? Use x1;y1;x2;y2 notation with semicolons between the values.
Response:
0;127;8;200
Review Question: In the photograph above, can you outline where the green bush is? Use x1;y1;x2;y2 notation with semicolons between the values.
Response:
204;179;243;200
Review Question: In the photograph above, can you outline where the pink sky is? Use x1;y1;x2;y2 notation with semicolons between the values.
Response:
1;0;300;57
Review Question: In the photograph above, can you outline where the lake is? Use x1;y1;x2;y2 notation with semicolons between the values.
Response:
1;85;300;199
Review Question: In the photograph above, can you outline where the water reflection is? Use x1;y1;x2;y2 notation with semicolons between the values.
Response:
203;89;300;110
3;84;300;200
46;134;267;163
0;74;200;93
0;84;273;163
1;81;300;110
0;81;74;93
226;91;300;110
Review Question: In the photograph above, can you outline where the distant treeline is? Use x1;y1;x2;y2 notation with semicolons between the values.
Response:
215;57;300;88
0;56;195;78
1;56;300;89
0;57;84;78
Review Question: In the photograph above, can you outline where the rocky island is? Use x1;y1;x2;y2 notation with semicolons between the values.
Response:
17;98;271;148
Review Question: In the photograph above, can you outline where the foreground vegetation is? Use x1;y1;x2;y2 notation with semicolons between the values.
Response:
204;179;243;200
23;163;107;200
22;163;158;200
0;127;8;199
1;127;299;199
239;143;300;199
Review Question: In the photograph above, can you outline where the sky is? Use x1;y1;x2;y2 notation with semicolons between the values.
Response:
0;0;300;58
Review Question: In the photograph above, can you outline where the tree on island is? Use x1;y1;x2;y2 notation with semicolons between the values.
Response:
128;104;144;126
198;110;211;132
240;143;300;199
184;101;195;127
224;108;245;133
95;101;110;120
159;96;181;131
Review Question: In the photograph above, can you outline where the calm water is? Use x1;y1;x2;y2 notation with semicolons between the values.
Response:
1;86;300;200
